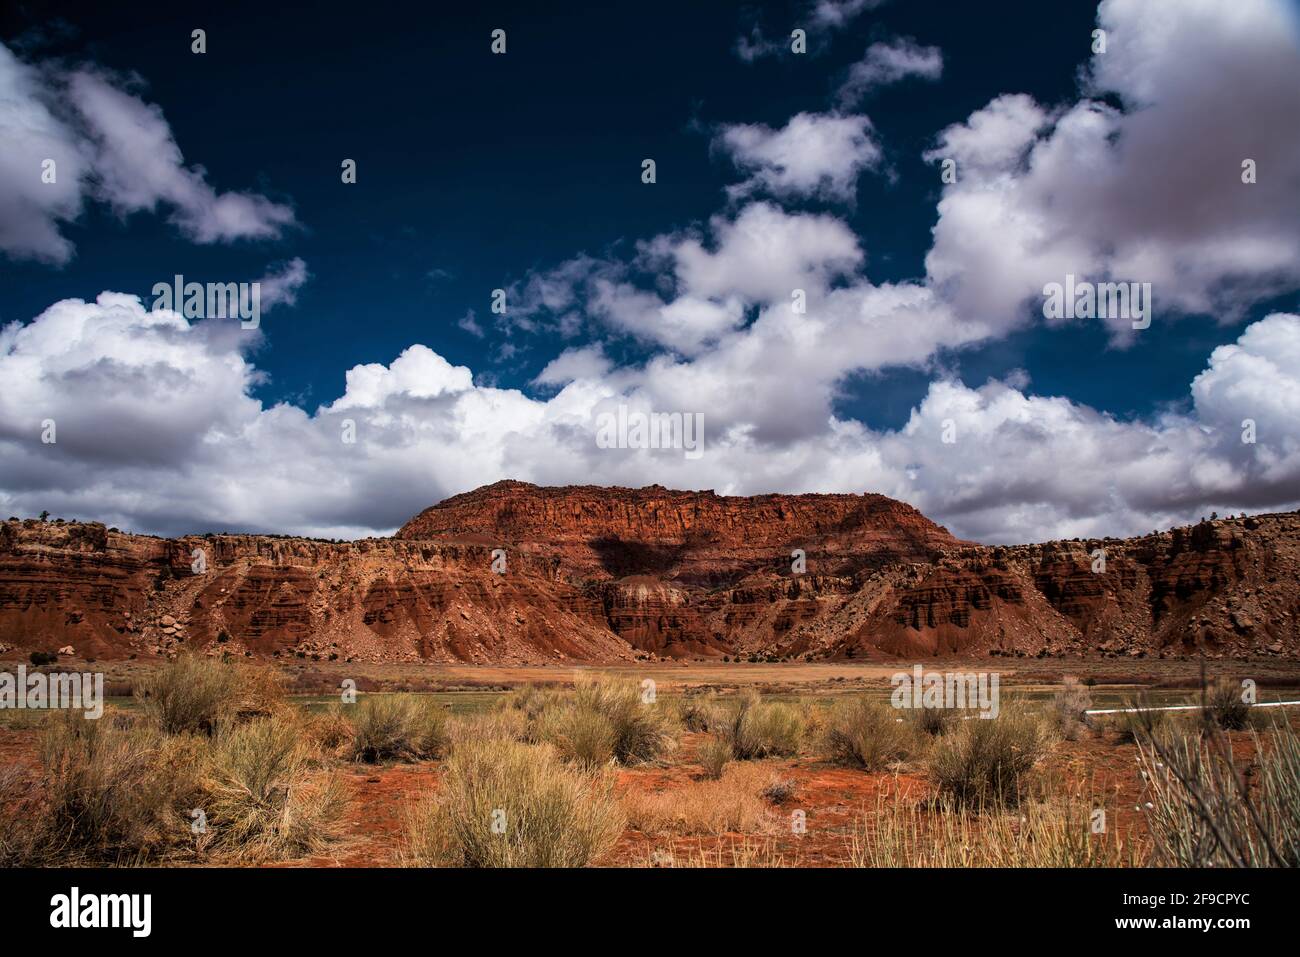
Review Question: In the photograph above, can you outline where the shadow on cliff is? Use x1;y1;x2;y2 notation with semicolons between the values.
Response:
589;536;689;578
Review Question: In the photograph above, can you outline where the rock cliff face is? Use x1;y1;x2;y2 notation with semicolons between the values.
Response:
398;481;960;581
1;482;1296;662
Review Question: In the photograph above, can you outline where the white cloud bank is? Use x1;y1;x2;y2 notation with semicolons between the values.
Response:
2;291;1297;544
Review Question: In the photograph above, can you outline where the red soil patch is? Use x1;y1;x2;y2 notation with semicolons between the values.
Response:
289;762;441;867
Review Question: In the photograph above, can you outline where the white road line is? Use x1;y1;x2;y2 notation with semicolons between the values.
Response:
1086;700;1300;715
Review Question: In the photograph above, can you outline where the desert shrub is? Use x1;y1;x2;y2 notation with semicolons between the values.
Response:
723;693;803;759
762;777;797;804
1050;676;1094;741
136;654;284;735
678;694;725;733
502;676;674;764
570;675;675;765
1138;721;1299;866
350;694;450;763
306;705;355;757
622;762;773;836
1202;677;1252;731
909;705;952;737
697;736;732;779
505;684;564;720
928;706;1050;806
38;711;203;863
232;663;288;720
29;650;57;666
824;698;915;770
535;704;617;771
798;699;828;742
403;739;624;867
202;714;347;862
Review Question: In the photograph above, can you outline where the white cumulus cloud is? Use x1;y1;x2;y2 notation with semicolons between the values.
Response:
924;0;1300;337
715;112;883;203
0;42;296;265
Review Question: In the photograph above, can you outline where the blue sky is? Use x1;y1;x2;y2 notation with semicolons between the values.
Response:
2;0;1299;543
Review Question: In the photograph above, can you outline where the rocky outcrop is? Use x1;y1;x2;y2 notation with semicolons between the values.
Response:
0;520;623;664
2;484;1297;662
398;481;962;582
822;517;1299;661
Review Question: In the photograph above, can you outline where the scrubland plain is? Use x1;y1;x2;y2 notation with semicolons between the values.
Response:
2;655;1297;868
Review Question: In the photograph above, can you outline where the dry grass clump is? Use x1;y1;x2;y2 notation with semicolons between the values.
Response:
401;738;624;867
697;735;732;779
202;713;347;862
305;705;355;758
1050;676;1095;741
510;675;675;767
0;765;43;865
1256;720;1300;860
678;693;726;733
5;656;352;865
798;699;829;741
1202;677;1253;731
622;762;775;836
908;705;953;737
34;711;205;864
13;675;348;865
824;697;916;770
505;683;565;720
35;708;347;865
136;654;285;735
928;706;1050;806
449;708;529;750
848;792;1135;867
722;693;803;759
762;776;797;804
570;675;676;765
1257;720;1300;864
535;704;617;770
349;694;450;763
1137;718;1299;867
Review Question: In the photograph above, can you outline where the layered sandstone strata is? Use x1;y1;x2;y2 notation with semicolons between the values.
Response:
1;484;1295;662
